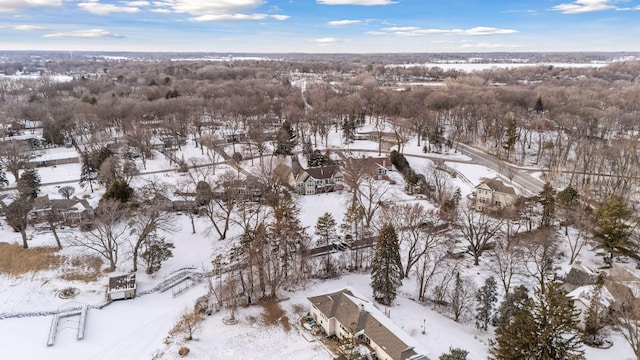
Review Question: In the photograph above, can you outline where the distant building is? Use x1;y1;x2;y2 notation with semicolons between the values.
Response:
108;274;136;301
308;288;428;360
474;178;516;211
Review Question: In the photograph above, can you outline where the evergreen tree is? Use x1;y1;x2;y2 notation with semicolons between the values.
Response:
17;169;40;199
371;223;403;306
102;179;134;203
315;212;338;276
0;165;8;188
594;195;635;263
270;192;307;283
557;186;579;235
142;238;175;274
534;96;544;114
531;282;584;359
80;151;97;192
538;182;556;229
583;274;607;346
502;117;519;159
274;120;296;156
491;283;584;360
476;276;498;331
439;347;469;360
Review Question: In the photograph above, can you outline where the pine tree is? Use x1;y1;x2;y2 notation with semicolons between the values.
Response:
439;347;469;360
0;165;8;188
80;151;97;192
315;212;338;275
583;274;607;346
594;195;635;263
534;96;544;114
491;283;584;360
538;182;556;229
371;223;402;306
532;282;584;359
557;186;579;235
17;169;41;199
274;120;296;156
476;276;498;331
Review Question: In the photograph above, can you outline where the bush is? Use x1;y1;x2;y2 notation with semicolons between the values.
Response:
439;347;468;360
178;346;190;357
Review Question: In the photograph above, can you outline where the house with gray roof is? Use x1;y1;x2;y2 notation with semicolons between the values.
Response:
295;165;343;195
308;288;428;360
474;178;516;211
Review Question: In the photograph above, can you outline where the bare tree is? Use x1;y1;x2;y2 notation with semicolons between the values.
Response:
612;295;640;360
3;195;32;249
456;205;502;266
58;186;75;200
171;308;204;341
0;141;30;182
129;203;175;272
357;175;391;228
524;228;558;292
69;200;128;272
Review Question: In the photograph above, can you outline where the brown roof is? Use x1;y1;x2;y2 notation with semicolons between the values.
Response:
304;165;341;180
476;178;515;195
347;156;393;174
308;289;427;360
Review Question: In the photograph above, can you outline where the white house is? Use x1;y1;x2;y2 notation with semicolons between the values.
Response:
295;165;343;195
474;178;516;211
567;284;614;330
308;288;427;360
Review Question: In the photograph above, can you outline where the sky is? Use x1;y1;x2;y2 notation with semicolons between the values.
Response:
0;0;639;53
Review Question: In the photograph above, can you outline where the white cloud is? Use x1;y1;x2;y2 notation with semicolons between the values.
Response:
381;26;419;31
453;27;518;35
0;0;62;13
366;31;387;36
313;37;339;43
191;13;288;21
13;24;46;31
43;29;124;38
124;0;150;6
153;0;289;21
551;0;617;14
317;0;396;5
78;0;140;15
328;19;362;26
375;26;518;37
461;42;524;49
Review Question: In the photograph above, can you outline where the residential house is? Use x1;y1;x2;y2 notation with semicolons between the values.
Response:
213;176;265;202
295;165;343;195
30;195;95;226
273;163;297;189
308;288;428;360
567;284;614;330
346;156;394;180
474;178;516;211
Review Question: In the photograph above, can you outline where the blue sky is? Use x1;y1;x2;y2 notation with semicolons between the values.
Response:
0;0;638;53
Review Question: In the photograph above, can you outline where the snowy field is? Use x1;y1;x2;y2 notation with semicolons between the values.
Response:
0;128;637;359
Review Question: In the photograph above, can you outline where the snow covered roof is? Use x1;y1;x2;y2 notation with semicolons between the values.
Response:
108;274;137;293
475;178;515;195
567;285;615;308
308;287;428;360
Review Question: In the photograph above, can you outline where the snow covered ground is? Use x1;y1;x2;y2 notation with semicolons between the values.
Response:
0;129;637;360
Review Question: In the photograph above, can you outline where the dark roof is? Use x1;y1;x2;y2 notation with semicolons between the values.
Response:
108;274;136;292
304;165;341;180
308;289;427;360
347;156;393;174
476;178;515;195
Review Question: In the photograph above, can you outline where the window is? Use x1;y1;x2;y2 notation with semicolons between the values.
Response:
494;201;501;207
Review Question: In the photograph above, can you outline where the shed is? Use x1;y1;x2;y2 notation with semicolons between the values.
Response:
108;274;137;301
